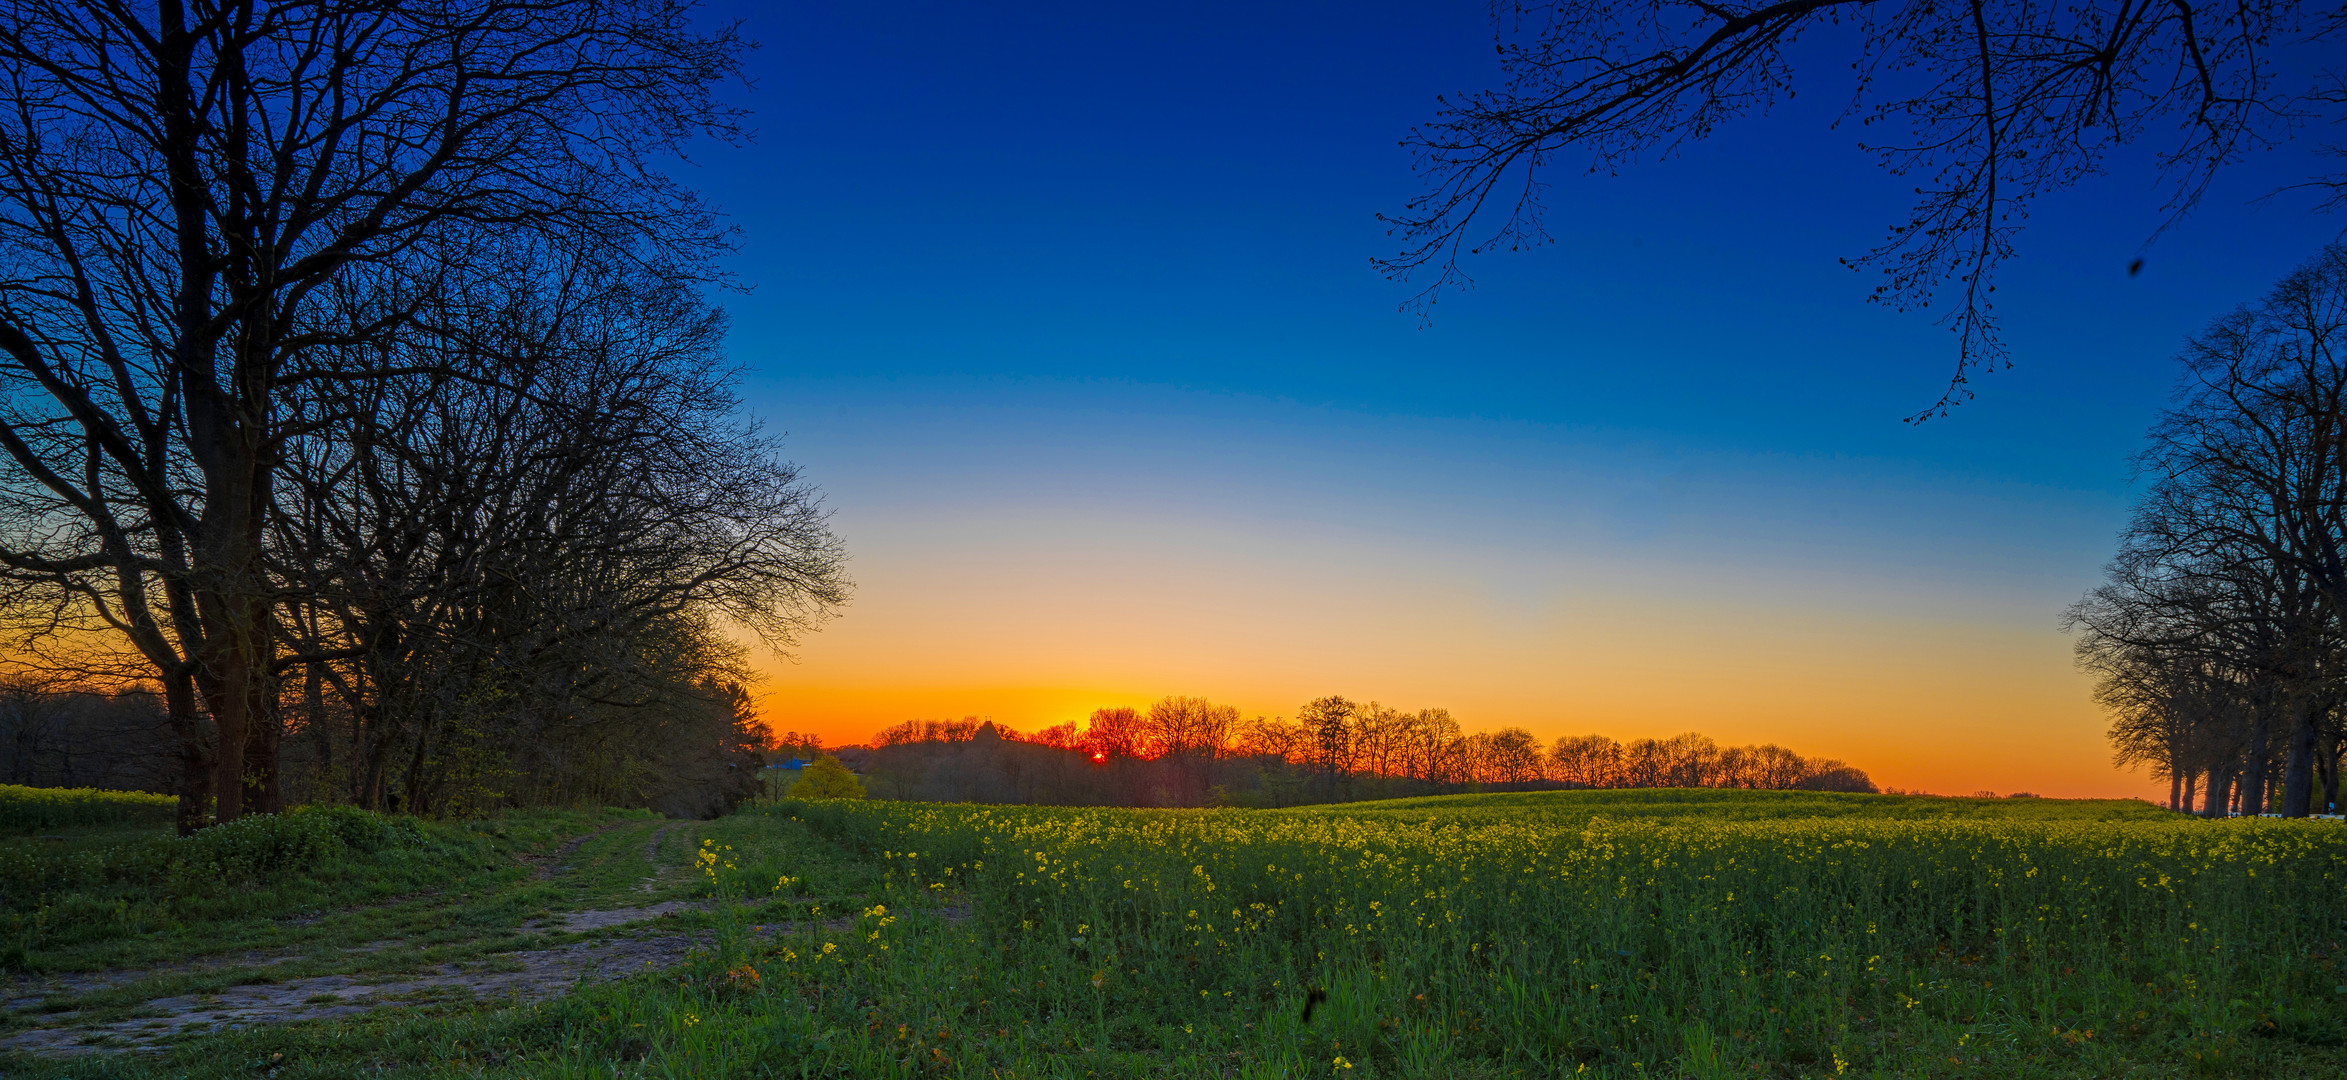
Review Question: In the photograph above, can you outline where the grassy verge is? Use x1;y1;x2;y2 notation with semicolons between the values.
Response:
4;805;501;970
0;806;702;1048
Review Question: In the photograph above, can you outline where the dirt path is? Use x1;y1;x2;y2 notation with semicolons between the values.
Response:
526;821;623;880
0;816;909;1057
1;931;700;1054
1;948;349;1014
0;903;880;1056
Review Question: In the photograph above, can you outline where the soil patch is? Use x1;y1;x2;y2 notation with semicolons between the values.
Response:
547;902;700;932
0;908;904;1055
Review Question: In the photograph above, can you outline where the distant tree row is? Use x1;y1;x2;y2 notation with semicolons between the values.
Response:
838;695;1874;808
1542;732;1876;794
0;676;173;793
2070;246;2347;817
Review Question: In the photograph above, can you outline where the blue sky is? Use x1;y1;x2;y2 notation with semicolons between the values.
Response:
684;0;2342;795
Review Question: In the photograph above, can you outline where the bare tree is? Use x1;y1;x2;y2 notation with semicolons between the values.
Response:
1297;695;1360;796
0;0;744;829
2076;245;2347;816
1141;695;1238;804
1620;736;1670;787
1083;707;1147;760
1349;702;1407;779
1658;732;1720;786
1234;714;1305;763
1547;733;1623;788
1142;696;1238;759
1399;707;1465;786
262;247;845;814
2070;555;2263;813
1484;726;1544;783
0;673;173;790
1380;0;2347;416
1712;744;1756;789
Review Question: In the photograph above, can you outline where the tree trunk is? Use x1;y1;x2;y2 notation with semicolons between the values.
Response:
166;672;209;836
402;727;432;816
199;639;253;824
2181;770;2197;816
2168;768;2182;812
2202;768;2232;817
2241;707;2271;815
304;664;329;806
194;532;269;824
2319;729;2341;815
2279;695;2321;816
359;701;394;812
243;676;282;816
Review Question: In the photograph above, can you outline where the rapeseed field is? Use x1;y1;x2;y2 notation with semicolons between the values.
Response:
9;790;2341;1079
724;790;2345;1077
0;784;173;831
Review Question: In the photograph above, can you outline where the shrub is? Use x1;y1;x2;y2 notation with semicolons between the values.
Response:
788;756;865;800
0;805;456;962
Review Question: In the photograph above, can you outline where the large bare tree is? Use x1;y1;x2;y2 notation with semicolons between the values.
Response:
2073;244;2347;815
268;246;846;814
0;0;743;830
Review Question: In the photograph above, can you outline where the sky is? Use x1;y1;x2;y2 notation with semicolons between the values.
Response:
686;0;2343;799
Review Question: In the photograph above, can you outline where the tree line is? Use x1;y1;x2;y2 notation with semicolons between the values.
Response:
0;2;848;831
0;676;174;793
2070;245;2347;818
839;695;1875;808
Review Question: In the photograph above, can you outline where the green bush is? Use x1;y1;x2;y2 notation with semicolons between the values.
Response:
0;806;461;963
786;755;865;799
0;783;174;831
161;805;424;884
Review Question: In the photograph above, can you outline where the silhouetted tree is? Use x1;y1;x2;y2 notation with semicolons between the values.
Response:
256;246;844;816
1398;708;1465;786
851;694;1878;807
1083;707;1147;760
0;675;173;791
1658;732;1720;787
0;0;748;830
1381;0;2347;415
1298;696;1360;797
1547;733;1623;788
2073;245;2347;816
1483;726;1544;784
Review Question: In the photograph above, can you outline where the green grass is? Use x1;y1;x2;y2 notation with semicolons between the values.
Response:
0;807;697;982
0;785;175;832
5;790;2342;1079
0;807;751;1061
1;805;474;967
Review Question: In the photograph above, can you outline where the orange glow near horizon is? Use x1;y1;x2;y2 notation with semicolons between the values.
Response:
745;508;2156;802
